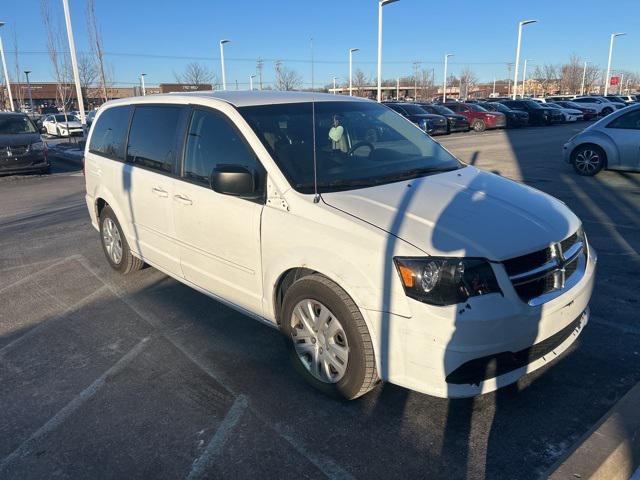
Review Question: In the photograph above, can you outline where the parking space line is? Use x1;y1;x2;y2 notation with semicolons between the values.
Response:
0;254;82;295
0;284;110;357
186;395;249;480
0;336;151;474
75;255;355;480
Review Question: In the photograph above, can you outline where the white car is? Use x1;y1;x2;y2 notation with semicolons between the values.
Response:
572;97;625;116
42;113;83;137
545;103;583;122
84;92;596;400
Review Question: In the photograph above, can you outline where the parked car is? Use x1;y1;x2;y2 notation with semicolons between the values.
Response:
0;112;49;175
443;102;506;131
618;94;638;104
417;103;470;133
42;113;83;137
86;110;97;128
85;91;596;400
604;95;633;106
477;101;529;127
545;103;583;122
572;97;624;115
385;103;449;135
499;100;564;125
550;101;598;120
563;103;640;176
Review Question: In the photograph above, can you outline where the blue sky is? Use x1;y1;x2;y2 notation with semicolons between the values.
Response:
3;0;639;88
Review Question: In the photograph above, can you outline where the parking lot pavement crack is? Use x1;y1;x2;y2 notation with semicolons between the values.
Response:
0;336;152;474
186;394;249;480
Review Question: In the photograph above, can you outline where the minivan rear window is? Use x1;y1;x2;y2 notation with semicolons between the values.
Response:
126;105;185;173
89;106;132;161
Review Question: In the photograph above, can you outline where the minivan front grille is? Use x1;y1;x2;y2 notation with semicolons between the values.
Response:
503;230;586;305
1;145;29;157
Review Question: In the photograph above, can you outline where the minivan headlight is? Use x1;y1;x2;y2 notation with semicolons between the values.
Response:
394;257;501;306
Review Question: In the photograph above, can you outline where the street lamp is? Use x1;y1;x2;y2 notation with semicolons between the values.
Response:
24;70;34;112
0;22;14;111
442;53;453;103
249;74;255;91
332;76;337;94
348;48;359;96
219;39;230;90
581;61;588;96
512;19;537;100
140;73;146;96
521;59;529;97
376;0;400;102
604;32;626;96
61;0;86;125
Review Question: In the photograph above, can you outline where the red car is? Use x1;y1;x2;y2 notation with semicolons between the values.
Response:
443;102;506;131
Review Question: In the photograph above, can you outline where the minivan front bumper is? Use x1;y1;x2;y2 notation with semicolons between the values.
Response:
361;245;597;398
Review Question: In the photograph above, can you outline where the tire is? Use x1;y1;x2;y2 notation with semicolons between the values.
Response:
99;205;144;274
571;144;606;176
280;274;379;400
472;119;486;132
602;107;613;116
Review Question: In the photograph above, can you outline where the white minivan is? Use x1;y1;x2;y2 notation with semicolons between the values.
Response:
84;91;596;400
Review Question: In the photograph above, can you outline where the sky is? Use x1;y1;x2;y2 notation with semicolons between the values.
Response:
2;0;639;89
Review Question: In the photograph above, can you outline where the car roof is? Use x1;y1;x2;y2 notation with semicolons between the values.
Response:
103;90;371;109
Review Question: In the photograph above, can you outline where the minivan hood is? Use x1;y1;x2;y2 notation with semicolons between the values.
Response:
0;133;41;146
322;166;579;261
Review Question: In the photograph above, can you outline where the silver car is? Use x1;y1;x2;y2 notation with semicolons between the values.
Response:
563;104;640;176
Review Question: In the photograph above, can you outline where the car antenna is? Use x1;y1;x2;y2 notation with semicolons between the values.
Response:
312;97;320;203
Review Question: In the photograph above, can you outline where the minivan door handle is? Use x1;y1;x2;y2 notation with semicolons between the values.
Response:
173;194;193;205
151;186;169;198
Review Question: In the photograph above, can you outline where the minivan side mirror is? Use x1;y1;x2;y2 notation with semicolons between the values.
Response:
210;165;256;197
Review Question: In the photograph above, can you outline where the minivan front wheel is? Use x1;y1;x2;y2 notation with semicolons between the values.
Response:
280;274;379;400
99;206;143;274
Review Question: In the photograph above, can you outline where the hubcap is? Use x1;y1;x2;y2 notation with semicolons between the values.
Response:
574;149;600;174
290;299;349;383
102;218;123;264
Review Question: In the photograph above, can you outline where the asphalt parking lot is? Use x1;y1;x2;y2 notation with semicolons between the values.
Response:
1;123;639;479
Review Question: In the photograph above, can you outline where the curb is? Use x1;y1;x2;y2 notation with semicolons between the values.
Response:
547;381;640;480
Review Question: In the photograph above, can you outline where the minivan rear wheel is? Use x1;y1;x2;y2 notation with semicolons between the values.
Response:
280;274;379;400
99;205;144;274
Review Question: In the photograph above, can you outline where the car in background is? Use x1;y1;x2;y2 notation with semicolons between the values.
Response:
604;95;634;106
42;113;83;137
86;110;97;128
385;103;449;135
0;112;49;175
550;101;598;120
443;102;506;132
499;99;564;126
477;101;529;127
572;97;624;115
545;103;583;122
563;104;640;176
417;103;470;133
618;94;638;104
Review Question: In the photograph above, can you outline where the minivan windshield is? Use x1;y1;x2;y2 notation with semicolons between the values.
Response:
239;101;462;193
0;116;37;134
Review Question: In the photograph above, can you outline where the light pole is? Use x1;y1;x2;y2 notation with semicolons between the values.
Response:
24;70;34;112
249;74;255;91
62;0;86;124
492;76;496;97
619;73;624;95
0;23;13;111
521;59;529;97
396;77;399;100
376;0;399;102
332;76;337;93
604;32;625;96
348;48;359;96
140;73;146;96
580;61;587;96
219;39;230;90
442;53;453;103
512;19;537;100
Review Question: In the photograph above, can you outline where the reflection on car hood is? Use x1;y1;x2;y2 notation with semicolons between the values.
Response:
322;166;579;260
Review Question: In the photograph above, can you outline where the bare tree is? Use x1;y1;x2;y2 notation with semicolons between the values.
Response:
86;0;110;102
352;69;368;96
78;53;98;106
459;67;478;100
174;62;215;86
41;0;74;112
583;64;600;94
560;53;583;94
12;28;24;110
533;64;559;96
274;62;302;91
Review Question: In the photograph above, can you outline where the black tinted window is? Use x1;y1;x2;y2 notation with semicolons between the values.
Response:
89;106;131;161
607;110;640;130
183;108;264;194
127;105;185;173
